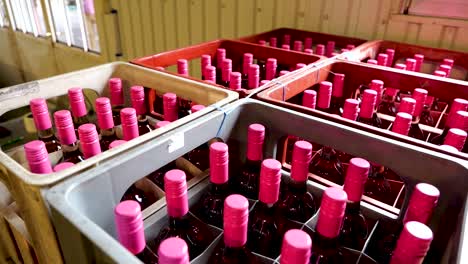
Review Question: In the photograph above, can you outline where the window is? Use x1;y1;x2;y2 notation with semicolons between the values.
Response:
0;0;10;27
404;0;468;20
6;0;47;36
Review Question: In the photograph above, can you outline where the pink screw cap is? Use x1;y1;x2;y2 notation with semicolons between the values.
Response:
443;128;467;151
246;123;265;161
304;37;313;50
68;87;88;118
434;70;447;77
265;58;277;80
216;48;226;68
370;80;384;105
259;159;282;204
315;44;325;56
399;97;416;116
280;229;312;264
279;70;290;76
229;72;242;91
53;162;74;172
248;64;260;89
243;53;253;75
210;142;229;184
165;169;189;218
54;110;77;145
24;140;53;174
304;49;313;54
332;73;345;98
95;97;114;130
114;200;146;255
282;44;290;50
451;111;468;130
316;187;347;238
109;78;124;106
385;49;395;67
201;54;211;78
109;140;127;149
443;58;454;67
412;88;428;118
302;90;317;109
120;108;139;141
395;63;406;70
155;121;171;129
390;221;433;264
30;98;52;131
224;194;249;248
367;59;378;65
222;58;232;82
392;112;412;136
260;80;269;86
359;89;377;119
177;59;189;76
270;37;278;47
377;53;388;66
283;34;291;46
317;81;332;109
343;158;370;202
342;99;359;121
191;104;205;114
204;65;216;83
163;93;179;122
414;54;424;72
326;41;335;57
296;63;307;70
406;58;416;71
293;40;303;52
447;99;468;128
403;183;439;224
78;124;101;158
158;237;189;264
438;64;452;77
291;141;312;182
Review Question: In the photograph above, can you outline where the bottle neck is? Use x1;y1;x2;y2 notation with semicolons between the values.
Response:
61;142;79;153
168;214;189;229
345;201;361;215
101;128;116;137
137;114;148;122
320;146;336;160
381;95;396;103
74;115;89;126
38;128;55;139
289;178;308;193
313;231;340;253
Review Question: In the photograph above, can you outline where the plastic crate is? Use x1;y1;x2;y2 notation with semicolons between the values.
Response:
257;60;468;163
0;62;237;263
238;28;367;56
47;99;467;263
344;40;468;82
130;39;324;97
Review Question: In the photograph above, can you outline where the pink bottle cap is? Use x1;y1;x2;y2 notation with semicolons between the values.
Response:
260;80;269;86
282;44;290;50
359;89;377;119
164;169;189;218
270;37;278;47
367;59;378;65
384;87;399;97
385;49;395;67
443;58;454;67
279;70;290;76
439;64;452;77
24;140;53;174
283;34;291;45
243;53;253;75
210;142;229;184
296;63;307;70
315;44;325;56
316;187;347;238
259;159;282;204
304;48;313;54
258;40;267;46
229;72;242;91
443;128;467;151
304;37;313;50
412;88;428;117
265;58;277;80
302;90;317;109
293;40;303;52
216;48;226;68
120;108;139;141
291;141;312;182
224;194;249;248
370;79;384;105
177;59;189;76
394;63;406;70
434;70;447;77
246;123;265;161
248;64;260;89
343;158;370;202
109;140;127;149
155;121;171;129
190;104;205;114
68;87;88;118
451;110;468;130
109;78;124;106
205;65;216;83
414;54;424;72
53;162;74;172
114;200;146;255
377;53;388;66
280;229;312;264
163;93;179;122
54;110;77;145
392;112;412;136
317;81;332;109
346;44;355;50
30;98;52;131
406;58;416;71
95;97;114;130
403;183;439;224
326;41;335;57
201;54;211;77
222;58;232;82
399;97;416;116
342;99;359;121
158;237;189;264
332;73;345;98
448;99;468;128
78;124;101;158
390;221;433;264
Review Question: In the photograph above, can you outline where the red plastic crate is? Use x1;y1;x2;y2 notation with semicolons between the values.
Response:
345;40;468;81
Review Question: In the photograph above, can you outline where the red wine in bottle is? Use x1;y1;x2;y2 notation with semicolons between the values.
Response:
386;49;395;67
378;88;398;117
29;98;61;153
336;99;360;163
220;58;232;87
364;163;393;205
121;184;152;211
109;78;125;126
390;221;433;264
201;54;211;80
158;237;189;264
248;64;260;90
216;48;226;84
317;81;333;113
95;97;119;151
54;110;84;163
310;146;344;185
357;89;382;128
403;89;426;140
329;73;345;115
431;98;468;144
242;53;253;88
130;86;152;135
280;229;311;264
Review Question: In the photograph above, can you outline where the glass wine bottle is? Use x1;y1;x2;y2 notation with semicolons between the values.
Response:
377;53;388;66
406;58;416;71
304;37;312;50
205;65;217;83
302;89;316;109
357;89;382;128
130;86;152;135
24;140;53;174
390;221;433;264
68;87;91;134
120;108;139;141
326;41;335;57
177;59;189;77
316;44;325;56
248;64;260;90
342;98;359;121
201;54;211;80
184;106;211;171
53;162;74;172
317;81;333;113
163;93;179;122
378;87;398;117
431;98;468;145
265;58;277;81
385;49;395;67
220;58;232;87
310;146;344;185
369;79;384;107
78;123;102;159
329;73;345;115
229;72;242;91
293;40;303;52
394;63;406;70
95;97;119;151
29;98;61;153
54;110;84;163
158;237;189;264
109;78;125;126
216;48;226;84
241;53;253;88
414;54;424;72
443;128;467;152
391;112;412;136
280;229;311;264
398;97;425;140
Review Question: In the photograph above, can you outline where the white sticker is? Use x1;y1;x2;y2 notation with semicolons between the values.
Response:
167;132;184;153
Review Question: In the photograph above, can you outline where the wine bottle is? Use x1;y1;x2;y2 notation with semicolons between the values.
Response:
340;158;370;250
434;70;447;77
114;200;158;263
304;37;313;50
317;81;332;113
431;99;468;144
293;40;303;52
152;170;213;259
216;48;226;84
414;54;424;72
279;70;290;76
53;162;74;172
342;98;359;121
29;98;61;153
95;97;119;151
205;65;217;84
330;73;345;115
310;145;344;185
406;58;416;71
248;64;260;89
220;58;232;87
270;37;278;47
265;58;277;81
394;63;406;70
78;123;102;159
248;159;282;257
234;124;265;199
378;87;398;117
278;141;316;222
242;53;253;88
158;237;189;264
438;64;452;78
443;58;454;67
391;112;412;136
358;89;382;128
201;54;211;79
304;49;313;54
315;44;325;56
177;59;189;76
367;59;378;65
280;229;311;264
443;128;467;151
295;63;306;71
108;78;124;126
386;49;395;67
302;89;317;109
163;93;179;122
68;87;91;132
377;53;388;66
199;142;230;227
398;97;424;140
120;108;139;141
369;79;384;106
310;187;347;263
390;221;433;264
54;110;84;163
24;140;53;173
229;72;242;91
258;40;267;46
209;194;255;263
282;44;290;50
326;41;335;57
109;140;127;149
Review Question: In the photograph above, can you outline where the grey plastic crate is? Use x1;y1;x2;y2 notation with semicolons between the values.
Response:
47;99;468;263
